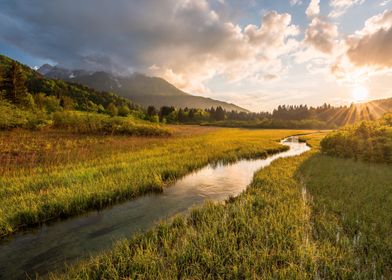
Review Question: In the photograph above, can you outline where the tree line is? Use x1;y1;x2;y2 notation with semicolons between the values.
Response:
143;103;359;127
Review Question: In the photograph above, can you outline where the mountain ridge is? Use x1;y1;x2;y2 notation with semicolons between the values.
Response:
38;65;249;112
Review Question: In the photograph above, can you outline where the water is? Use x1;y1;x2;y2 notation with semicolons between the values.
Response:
0;137;310;279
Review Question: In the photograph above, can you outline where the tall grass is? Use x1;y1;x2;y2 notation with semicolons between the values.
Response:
0;128;309;236
54;149;319;280
55;133;392;279
296;154;392;278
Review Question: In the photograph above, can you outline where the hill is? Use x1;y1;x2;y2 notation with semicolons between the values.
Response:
38;65;249;112
0;55;140;113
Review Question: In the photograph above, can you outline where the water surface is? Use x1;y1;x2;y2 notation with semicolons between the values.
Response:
0;137;309;279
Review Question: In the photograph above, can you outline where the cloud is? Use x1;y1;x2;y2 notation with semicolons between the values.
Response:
306;0;320;18
331;10;392;83
305;18;338;53
0;0;300;94
149;10;300;92
328;0;365;18
347;28;392;68
290;0;303;6
346;10;392;68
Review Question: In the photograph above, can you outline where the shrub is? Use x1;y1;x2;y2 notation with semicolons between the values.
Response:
52;111;170;136
0;100;51;129
321;113;392;163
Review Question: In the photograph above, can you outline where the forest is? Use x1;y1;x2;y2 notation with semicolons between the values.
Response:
0;55;169;135
147;102;390;129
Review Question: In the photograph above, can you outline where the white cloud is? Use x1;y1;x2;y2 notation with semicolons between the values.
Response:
328;0;365;18
306;0;320;18
331;10;392;84
290;0;303;6
346;10;392;68
149;10;300;93
305;17;339;53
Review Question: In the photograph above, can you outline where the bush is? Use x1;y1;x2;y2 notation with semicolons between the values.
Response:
52;111;171;136
0;100;51;129
321;113;392;163
118;105;131;117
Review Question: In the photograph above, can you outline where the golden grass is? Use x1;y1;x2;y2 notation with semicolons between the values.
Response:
0;127;311;236
54;133;392;279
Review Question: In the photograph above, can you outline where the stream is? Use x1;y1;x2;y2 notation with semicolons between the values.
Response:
0;136;310;279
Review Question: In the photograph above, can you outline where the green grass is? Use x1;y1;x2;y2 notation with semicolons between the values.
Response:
0;128;310;237
52;111;170;136
296;154;392;278
54;148;318;280
54;133;392;279
0;99;169;136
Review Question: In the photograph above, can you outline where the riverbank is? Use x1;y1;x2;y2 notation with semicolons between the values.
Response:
55;132;392;279
0;135;310;279
0;128;313;237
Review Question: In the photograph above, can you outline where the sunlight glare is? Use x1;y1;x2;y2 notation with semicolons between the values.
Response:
351;86;369;103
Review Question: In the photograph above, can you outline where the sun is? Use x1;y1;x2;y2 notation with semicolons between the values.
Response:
351;86;369;103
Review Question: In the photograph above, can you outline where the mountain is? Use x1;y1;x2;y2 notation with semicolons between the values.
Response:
0;55;140;112
38;65;249;112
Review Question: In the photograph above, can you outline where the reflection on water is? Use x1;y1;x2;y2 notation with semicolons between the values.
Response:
0;137;310;279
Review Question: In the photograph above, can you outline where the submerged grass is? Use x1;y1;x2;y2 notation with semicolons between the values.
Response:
55;132;392;279
0;128;309;236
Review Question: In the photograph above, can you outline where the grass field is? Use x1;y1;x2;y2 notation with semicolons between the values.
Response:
0;127;311;237
53;132;392;279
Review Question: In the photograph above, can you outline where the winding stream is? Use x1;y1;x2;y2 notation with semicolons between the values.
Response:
0;136;310;279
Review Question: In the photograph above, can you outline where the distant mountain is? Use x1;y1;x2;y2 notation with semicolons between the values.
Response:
38;65;249;112
0;55;139;112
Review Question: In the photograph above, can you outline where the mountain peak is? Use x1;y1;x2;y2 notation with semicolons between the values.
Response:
37;64;55;75
38;66;248;112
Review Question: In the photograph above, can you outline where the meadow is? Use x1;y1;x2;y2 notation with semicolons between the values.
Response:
0;127;310;237
53;132;392;279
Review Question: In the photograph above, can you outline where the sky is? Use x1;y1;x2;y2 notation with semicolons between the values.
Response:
0;0;391;111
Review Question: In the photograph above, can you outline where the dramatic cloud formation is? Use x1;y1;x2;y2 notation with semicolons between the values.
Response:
0;0;301;93
0;0;390;110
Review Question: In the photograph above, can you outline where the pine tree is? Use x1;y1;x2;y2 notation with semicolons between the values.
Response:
0;65;4;99
3;61;28;104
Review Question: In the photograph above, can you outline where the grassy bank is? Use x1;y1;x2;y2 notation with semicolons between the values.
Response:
297;154;392;278
0;128;309;236
55;133;392;279
55;147;318;279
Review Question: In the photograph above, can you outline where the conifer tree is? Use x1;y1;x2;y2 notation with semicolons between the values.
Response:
3;61;28;104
